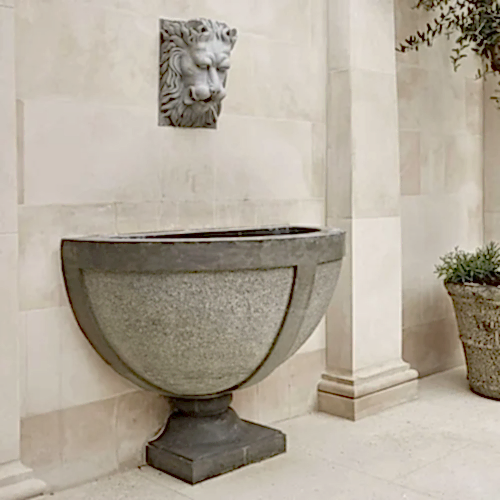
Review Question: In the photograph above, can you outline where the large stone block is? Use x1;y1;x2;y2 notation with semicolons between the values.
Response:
21;100;163;206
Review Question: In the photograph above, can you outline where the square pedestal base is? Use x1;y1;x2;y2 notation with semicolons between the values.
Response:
146;420;286;484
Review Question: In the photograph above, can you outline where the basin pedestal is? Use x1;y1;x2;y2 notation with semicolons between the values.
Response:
146;394;286;484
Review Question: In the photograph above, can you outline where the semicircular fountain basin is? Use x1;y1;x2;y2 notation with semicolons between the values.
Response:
61;225;345;484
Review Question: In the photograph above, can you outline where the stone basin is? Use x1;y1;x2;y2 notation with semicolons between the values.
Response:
61;225;345;484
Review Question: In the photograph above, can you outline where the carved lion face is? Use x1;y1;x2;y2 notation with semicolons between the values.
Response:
159;19;237;128
181;36;232;105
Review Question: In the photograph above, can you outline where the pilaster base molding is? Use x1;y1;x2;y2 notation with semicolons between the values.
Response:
0;461;46;500
318;361;418;421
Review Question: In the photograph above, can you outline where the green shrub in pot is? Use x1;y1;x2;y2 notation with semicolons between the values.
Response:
436;242;500;399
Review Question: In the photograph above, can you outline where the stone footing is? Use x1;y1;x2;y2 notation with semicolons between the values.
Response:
318;363;419;420
0;461;46;500
318;379;418;421
146;394;286;484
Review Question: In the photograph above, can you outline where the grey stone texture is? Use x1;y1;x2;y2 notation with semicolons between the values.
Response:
83;267;294;395
159;18;237;128
446;283;500;399
61;226;345;398
146;395;286;484
288;261;342;356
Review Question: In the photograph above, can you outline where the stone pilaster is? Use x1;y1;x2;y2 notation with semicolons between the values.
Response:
319;0;418;420
0;1;46;497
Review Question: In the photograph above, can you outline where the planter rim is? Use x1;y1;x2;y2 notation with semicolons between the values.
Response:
444;282;500;289
444;282;500;295
444;281;500;302
61;225;345;273
62;225;343;244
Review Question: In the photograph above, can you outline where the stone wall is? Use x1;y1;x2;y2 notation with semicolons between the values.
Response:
15;0;328;490
9;0;488;493
0;0;21;470
395;0;483;376
484;78;500;242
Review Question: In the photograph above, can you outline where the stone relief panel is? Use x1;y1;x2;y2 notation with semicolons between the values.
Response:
159;18;238;129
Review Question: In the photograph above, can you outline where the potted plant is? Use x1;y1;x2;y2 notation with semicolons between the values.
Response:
398;0;500;105
436;242;500;399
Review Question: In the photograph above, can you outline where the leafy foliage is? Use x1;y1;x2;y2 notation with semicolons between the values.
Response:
435;242;500;285
398;0;500;105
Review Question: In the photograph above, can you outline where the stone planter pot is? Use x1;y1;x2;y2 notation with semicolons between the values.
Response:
61;225;344;483
446;282;500;400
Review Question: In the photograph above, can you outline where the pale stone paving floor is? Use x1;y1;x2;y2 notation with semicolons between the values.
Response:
47;367;500;500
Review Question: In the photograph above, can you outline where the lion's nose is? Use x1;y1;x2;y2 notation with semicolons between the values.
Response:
208;69;226;100
211;87;227;101
188;85;211;102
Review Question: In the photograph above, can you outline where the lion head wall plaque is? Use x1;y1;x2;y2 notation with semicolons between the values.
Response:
159;18;238;129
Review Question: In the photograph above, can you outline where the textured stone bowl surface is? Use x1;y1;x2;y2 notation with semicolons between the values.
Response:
61;226;345;398
446;282;500;400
